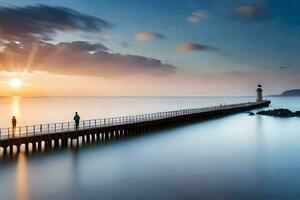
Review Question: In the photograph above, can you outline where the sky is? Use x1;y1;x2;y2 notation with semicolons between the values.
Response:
0;0;299;96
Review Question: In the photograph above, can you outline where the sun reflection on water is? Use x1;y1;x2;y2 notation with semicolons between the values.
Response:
16;154;28;200
11;96;21;121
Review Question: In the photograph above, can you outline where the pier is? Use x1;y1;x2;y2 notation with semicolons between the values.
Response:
0;100;270;155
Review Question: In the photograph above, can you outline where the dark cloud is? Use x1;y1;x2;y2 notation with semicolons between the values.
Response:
0;5;111;42
0;41;175;77
58;41;109;52
175;42;221;52
233;5;269;21
279;66;288;69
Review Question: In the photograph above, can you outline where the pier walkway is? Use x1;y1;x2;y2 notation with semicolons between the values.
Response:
0;100;270;154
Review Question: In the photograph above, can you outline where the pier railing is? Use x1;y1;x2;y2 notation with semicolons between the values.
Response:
0;102;258;140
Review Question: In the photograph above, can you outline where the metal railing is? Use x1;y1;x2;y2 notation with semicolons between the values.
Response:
0;101;259;140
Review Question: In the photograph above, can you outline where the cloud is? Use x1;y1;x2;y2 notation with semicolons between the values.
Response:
0;5;174;79
187;9;208;23
0;5;111;42
119;42;131;48
58;41;109;52
135;32;165;41
279;66;288;70
234;5;269;21
0;41;175;77
98;35;113;41
175;42;221;52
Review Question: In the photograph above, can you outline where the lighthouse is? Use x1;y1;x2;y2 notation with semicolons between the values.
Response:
256;83;263;103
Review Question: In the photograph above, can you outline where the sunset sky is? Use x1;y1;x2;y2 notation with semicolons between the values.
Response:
0;0;299;96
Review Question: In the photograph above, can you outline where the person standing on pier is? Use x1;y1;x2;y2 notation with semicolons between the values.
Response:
73;112;80;131
12;116;17;136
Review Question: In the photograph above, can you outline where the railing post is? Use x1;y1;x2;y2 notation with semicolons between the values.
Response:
33;125;35;136
54;123;56;132
40;125;42;134
26;126;28;136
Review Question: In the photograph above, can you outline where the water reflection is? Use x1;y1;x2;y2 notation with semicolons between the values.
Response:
16;154;28;200
11;96;21;120
255;115;265;152
70;149;80;192
254;115;266;185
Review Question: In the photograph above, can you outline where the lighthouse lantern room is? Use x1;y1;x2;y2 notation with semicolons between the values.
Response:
256;83;263;103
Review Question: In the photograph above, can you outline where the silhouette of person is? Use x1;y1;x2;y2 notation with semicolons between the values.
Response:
12;116;17;136
73;112;80;130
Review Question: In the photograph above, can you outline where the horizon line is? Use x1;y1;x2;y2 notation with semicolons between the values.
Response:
0;95;271;98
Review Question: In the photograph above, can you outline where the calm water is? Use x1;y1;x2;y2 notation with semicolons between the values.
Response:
0;96;299;200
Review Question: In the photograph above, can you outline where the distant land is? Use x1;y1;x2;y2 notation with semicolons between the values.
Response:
269;89;300;97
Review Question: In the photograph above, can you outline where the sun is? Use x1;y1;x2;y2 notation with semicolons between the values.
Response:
10;79;22;89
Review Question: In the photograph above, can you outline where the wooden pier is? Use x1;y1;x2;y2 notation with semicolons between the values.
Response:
0;100;270;155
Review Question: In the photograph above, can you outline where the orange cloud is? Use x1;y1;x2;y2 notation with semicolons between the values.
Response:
175;42;220;52
135;31;165;41
234;5;269;21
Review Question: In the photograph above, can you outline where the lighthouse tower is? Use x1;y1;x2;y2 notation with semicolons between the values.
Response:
256;83;263;103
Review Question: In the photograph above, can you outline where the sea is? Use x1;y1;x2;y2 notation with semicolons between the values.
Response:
0;96;299;200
